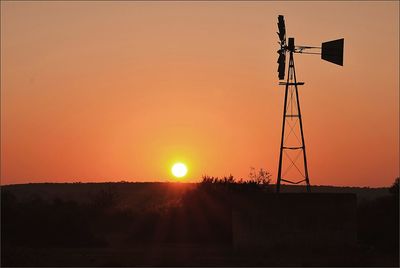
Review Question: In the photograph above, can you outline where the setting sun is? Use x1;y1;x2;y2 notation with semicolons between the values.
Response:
171;163;188;178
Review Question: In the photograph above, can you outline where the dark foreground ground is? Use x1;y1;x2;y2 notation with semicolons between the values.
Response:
2;244;398;267
1;180;399;267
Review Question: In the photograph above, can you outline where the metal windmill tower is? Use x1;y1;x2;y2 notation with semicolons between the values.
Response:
276;15;344;193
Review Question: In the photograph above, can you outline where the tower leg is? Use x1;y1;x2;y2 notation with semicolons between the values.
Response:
276;77;290;193
292;58;311;193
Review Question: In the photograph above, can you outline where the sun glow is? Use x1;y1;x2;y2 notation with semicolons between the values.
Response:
171;163;188;178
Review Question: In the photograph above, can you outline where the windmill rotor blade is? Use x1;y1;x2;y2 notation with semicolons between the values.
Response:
321;38;344;66
277;52;286;80
277;53;284;64
277;15;286;43
277;33;285;47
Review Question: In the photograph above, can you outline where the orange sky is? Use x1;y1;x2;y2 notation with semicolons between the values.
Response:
1;1;399;186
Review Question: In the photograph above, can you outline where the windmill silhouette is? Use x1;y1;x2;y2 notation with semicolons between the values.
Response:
276;15;344;193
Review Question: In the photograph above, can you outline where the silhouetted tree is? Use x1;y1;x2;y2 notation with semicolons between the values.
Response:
248;167;271;185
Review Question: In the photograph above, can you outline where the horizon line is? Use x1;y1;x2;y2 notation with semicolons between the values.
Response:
0;180;391;189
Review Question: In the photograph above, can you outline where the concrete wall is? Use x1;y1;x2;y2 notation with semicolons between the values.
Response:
232;193;357;250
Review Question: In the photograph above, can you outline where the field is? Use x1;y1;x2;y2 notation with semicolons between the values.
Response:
1;181;399;266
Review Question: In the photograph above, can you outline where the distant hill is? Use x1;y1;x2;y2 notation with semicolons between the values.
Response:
1;182;390;208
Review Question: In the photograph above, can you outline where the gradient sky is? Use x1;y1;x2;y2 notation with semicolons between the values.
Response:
1;1;399;186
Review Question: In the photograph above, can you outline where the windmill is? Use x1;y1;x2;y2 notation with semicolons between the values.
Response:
276;15;344;193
